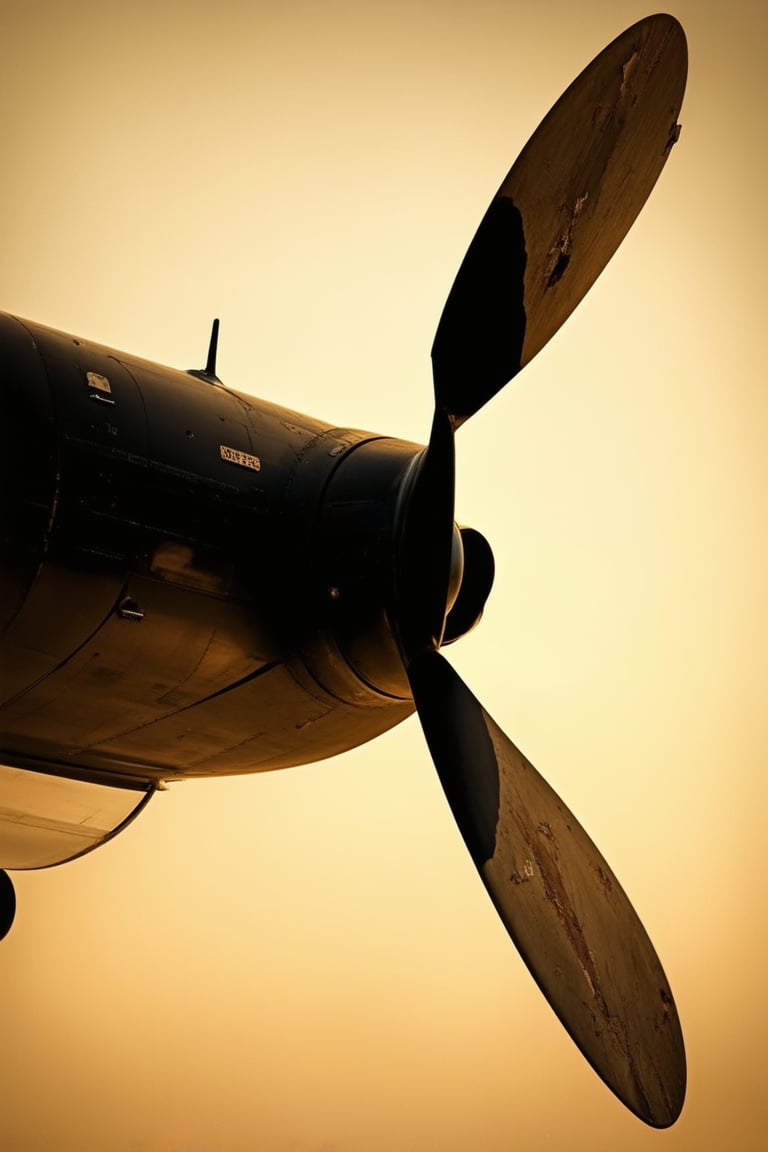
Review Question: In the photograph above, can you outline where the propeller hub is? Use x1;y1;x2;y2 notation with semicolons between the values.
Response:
446;524;464;614
443;526;495;645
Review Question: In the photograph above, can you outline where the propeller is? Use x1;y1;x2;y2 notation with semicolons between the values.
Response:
395;13;687;1128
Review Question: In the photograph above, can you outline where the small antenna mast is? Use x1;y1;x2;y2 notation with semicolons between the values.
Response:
187;318;222;383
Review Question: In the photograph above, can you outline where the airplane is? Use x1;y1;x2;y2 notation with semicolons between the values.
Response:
0;13;687;1130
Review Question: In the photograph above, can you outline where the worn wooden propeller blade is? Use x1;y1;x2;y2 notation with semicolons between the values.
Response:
432;13;687;427
408;650;686;1127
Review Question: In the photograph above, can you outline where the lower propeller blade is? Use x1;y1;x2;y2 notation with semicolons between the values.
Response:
432;13;687;426
408;649;686;1128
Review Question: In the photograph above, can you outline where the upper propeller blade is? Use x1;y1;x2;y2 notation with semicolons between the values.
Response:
407;649;686;1128
431;13;687;427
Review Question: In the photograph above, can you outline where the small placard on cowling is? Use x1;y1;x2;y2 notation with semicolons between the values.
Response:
86;371;112;393
219;444;261;471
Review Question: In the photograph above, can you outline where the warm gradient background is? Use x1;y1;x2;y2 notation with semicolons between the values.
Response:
1;2;765;1149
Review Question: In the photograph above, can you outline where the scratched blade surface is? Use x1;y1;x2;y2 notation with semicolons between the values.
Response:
432;13;687;426
408;651;685;1127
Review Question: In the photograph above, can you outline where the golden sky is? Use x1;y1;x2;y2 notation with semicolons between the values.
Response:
1;1;766;1149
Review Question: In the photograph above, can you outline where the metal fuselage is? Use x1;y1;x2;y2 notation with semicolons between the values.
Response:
0;313;420;793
